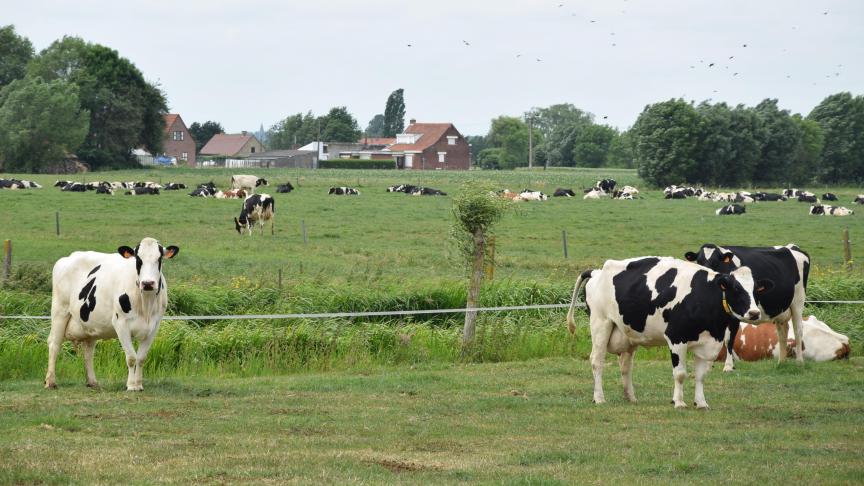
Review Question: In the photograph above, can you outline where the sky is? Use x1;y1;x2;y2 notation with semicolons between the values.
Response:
5;0;863;135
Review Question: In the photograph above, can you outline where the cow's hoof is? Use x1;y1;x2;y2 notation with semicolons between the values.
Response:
696;403;710;410
86;382;99;389
126;385;143;392
45;382;57;390
592;398;606;404
722;366;735;373
673;401;687;409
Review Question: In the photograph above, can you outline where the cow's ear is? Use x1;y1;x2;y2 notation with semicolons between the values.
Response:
721;252;734;264
755;279;774;295
118;246;135;259
684;251;698;262
164;246;179;259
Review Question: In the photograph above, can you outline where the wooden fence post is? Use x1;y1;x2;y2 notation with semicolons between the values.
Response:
55;212;60;237
843;227;852;270
3;240;11;285
562;230;569;259
485;236;496;281
278;268;283;289
301;220;308;246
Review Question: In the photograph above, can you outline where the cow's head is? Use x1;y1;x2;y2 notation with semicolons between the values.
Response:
716;266;774;322
684;244;744;273
256;178;268;187
118;238;179;292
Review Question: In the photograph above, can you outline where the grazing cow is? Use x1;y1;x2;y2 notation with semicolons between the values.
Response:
583;188;607;200
164;183;187;190
125;187;160;195
410;186;447;196
45;238;179;391
822;193;838;201
553;188;576;197
716;204;746;215
798;194;817;203
231;175;268;194
684;243;810;371
62;183;87;192
215;189;247;199
566;256;771;408
595;179;617;193
234;194;275;235
717;315;850;363
329;187;360;195
276;182;294;193
854;195;864;205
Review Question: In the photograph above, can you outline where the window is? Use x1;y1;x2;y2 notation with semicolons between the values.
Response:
447;136;457;145
438;152;446;163
173;131;184;141
181;152;188;161
251;146;256;153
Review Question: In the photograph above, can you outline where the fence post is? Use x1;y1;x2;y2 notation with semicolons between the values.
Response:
55;212;60;237
3;240;11;285
562;230;569;259
278;268;283;289
843;227;852;270
301;220;308;246
485;236;496;281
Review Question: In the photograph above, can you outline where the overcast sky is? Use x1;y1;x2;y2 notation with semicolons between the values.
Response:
6;0;863;135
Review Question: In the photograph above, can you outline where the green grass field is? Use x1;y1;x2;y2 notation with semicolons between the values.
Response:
1;358;862;484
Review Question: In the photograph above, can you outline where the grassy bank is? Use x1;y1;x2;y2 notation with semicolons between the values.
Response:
1;358;862;484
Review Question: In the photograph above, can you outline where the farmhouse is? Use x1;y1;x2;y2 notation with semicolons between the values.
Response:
162;114;197;167
385;119;470;170
200;132;264;158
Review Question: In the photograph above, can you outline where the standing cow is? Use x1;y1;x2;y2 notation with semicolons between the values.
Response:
46;238;179;391
231;175;268;194
684;243;810;370
566;256;771;408
234;194;275;235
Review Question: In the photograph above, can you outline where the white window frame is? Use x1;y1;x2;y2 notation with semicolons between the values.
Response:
438;152;446;163
181;152;188;161
447;136;457;145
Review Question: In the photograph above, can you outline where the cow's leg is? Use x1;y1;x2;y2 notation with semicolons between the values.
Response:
789;302;805;364
132;322;162;391
589;318;614;404
618;345;638;403
775;319;790;362
669;343;688;409
692;357;712;409
45;305;71;389
723;321;739;372
82;340;98;387
113;320;140;391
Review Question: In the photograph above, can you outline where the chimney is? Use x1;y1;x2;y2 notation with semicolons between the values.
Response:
241;130;247;136
409;118;416;125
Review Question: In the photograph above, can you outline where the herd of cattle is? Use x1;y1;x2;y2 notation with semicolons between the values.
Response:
664;184;862;216
494;179;640;202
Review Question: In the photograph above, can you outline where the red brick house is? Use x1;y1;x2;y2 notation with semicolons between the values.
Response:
162;114;196;167
386;120;470;170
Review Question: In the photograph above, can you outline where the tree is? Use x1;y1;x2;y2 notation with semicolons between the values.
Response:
752;99;801;185
606;130;634;168
531;104;594;166
0;77;89;172
808;92;864;183
450;181;510;354
27;37;167;169
382;88;405;137
693;102;762;187
0;25;34;88
267;111;318;149
320;106;361;142
189;121;225;153
485;116;541;169
789;115;824;185
571;124;617;167
632;99;701;187
365;114;385;137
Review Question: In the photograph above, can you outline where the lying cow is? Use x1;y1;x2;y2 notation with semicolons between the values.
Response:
164;183;187;190
518;189;548;201
566;256;771;408
125;187;160;195
716;204;746;215
753;192;787;202
215;189;247;199
822;193;838;201
553;188;576;197
95;186;114;195
595;179;616;193
329;187;359;195
717;315;850;363
810;204;854;216
798;194;817;203
231;174;268;194
387;184;418;193
276;182;294;193
234;194;275;236
583;188;607;200
853;195;864;205
46;238;179;391
62;183;87;192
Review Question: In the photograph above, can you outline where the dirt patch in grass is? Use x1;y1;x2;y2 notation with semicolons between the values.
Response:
370;459;437;473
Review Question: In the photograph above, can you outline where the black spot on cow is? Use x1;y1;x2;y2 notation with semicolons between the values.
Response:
119;293;132;313
612;257;662;333
78;278;95;300
87;265;101;277
661;271;732;345
78;278;97;322
670;352;680;368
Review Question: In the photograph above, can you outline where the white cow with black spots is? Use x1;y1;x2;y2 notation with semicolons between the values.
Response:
46;238;179;391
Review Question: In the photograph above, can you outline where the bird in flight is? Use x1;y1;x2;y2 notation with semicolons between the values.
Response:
742;44;747;47
709;63;715;67
462;40;470;46
407;43;412;47
536;58;543;62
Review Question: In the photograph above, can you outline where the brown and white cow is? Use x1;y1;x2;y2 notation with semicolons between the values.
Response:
717;315;850;363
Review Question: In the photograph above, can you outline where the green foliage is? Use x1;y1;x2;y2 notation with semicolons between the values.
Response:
450;181;510;269
320;106;361;142
189;120;224;154
0;25;34;88
571;124;617;167
484;116;541;169
695;102;762;186
365;113;385;137
808;92;864;183
789;115;824;185
606;130;634;168
318;159;395;169
0;77;89;172
267;111;319;149
382;88;405;137
752;99;802;185
532;104;594;167
633;98;702;186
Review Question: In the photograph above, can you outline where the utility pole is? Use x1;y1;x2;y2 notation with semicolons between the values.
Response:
528;114;534;169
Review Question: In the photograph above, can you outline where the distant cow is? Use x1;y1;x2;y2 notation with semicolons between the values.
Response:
594;179;616;193
189;182;217;197
518;190;548;201
62;183;87;192
716;204;746;215
387;184;418;193
95;186;114;195
231;175;268;194
784;189;814;198
125;187;160;195
822;193;838;201
583;188;607;200
798;194;817;203
276;182;294;193
46;237;179;391
553;188;576;197
566;256;771;408
164;183;187;190
329;187;360;195
717;315;850;363
410;186;447;196
753;192;787;202
854;195;864;205
54;180;74;188
810;204;854;216
234;194;275;236
215;189;247;199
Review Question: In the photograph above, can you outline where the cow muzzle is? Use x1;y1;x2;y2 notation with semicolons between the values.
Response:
141;280;157;291
746;310;761;321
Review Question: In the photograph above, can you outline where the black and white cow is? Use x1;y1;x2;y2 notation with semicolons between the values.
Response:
753;192;787;202
231;175;268;194
46;238;179;391
54;180;74;188
595;179;617;194
853;195;864;205
125;187;160;195
234;194;275;236
798;194;817;203
784;189;814;198
329;187;360;195
553;188;576;197
410;186;447;196
189;182;217;197
164;183;187;190
716;204;746;215
95;186;114;195
822;193;838;201
276;182;294;193
684;243;810;371
810;204;854;216
566;256;771;408
62;183;87;192
387;184;418;193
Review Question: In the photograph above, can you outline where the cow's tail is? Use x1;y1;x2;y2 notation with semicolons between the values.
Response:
566;269;594;335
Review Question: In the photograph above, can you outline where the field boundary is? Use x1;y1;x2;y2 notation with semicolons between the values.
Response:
1;300;862;321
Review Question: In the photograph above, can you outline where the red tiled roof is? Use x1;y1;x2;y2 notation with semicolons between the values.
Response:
163;114;179;135
358;137;396;146
200;134;256;156
387;123;454;152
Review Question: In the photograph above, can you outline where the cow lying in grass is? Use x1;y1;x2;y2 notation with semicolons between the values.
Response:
718;315;850;363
